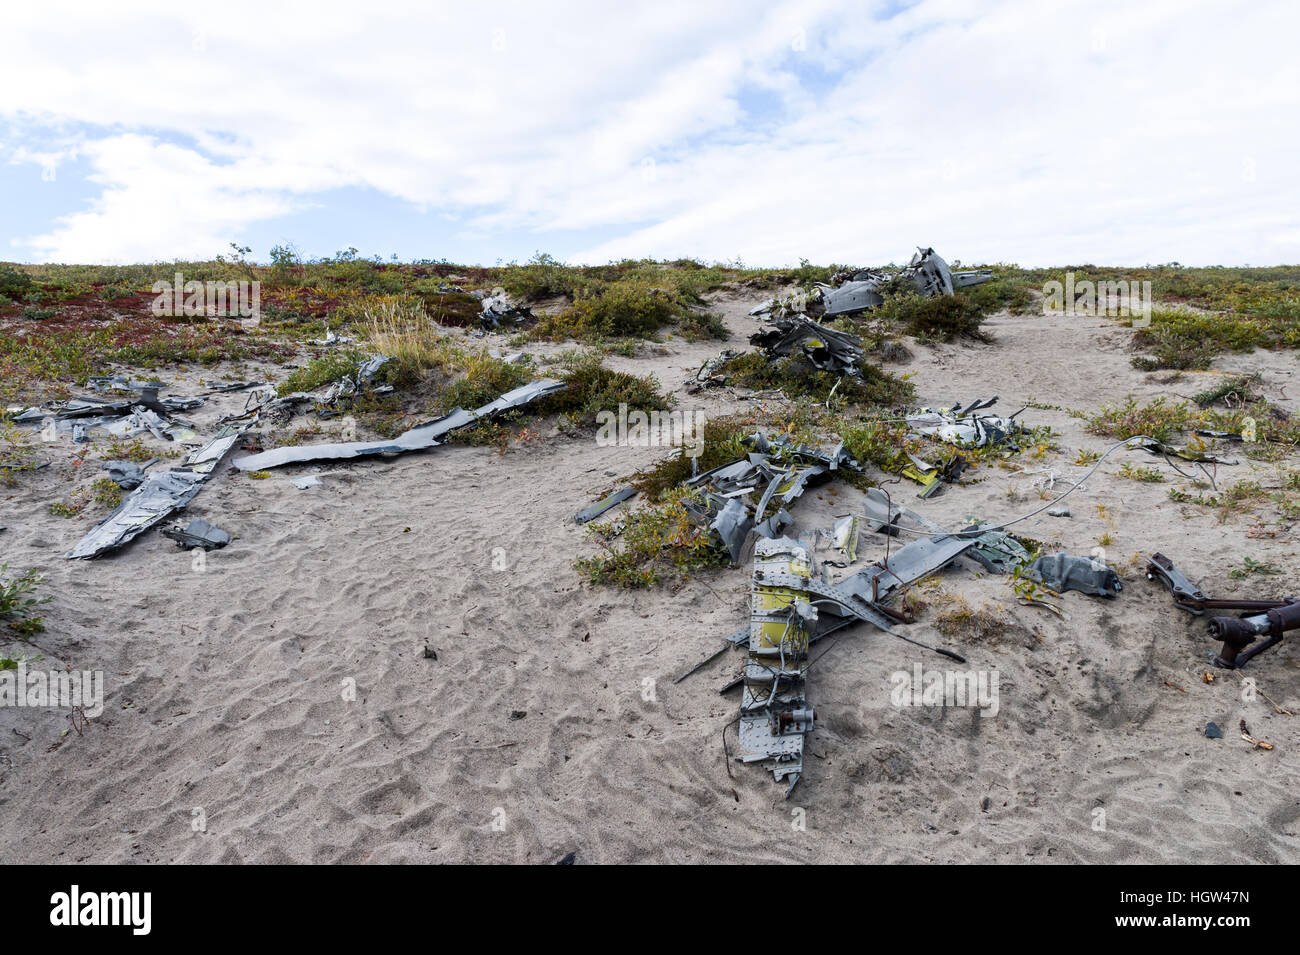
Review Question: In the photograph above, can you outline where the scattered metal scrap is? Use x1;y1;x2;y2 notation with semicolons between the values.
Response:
476;287;534;331
15;381;205;443
1146;553;1300;668
729;511;987;794
749;248;993;323
310;328;356;347
1028;553;1122;598
750;315;864;374
823;248;993;319
232;378;566;471
675;431;861;563
906;397;1023;449
161;517;231;551
320;355;393;407
65;423;249;559
895;397;1027;498
100;459;156;491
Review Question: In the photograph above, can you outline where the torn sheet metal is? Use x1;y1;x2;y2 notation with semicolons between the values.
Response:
6;406;48;425
899;449;965;498
201;380;266;394
861;486;947;537
479;288;533;330
309;328;356;346
161;517;231;551
574;486;636;524
87;375;165;392
318;354;394;409
686;348;740;393
820;248;994;319
821;281;884;317
709;497;755;564
677;431;863;562
965;528;1032;575
64;423;249;559
749;315;864;373
736;533;970;794
1029;553;1122;598
905;397;1022;449
749;288;817;320
737;537;817;797
907;247;956;297
101;459;153;491
825;514;859;563
232;378;566;471
837;534;977;604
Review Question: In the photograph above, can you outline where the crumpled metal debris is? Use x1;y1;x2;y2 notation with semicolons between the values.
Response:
749;315;863;374
1028;553;1122;598
735;527;978;794
905;397;1022;449
310;328;355;346
891;397;1027;497
677;431;862;563
965;527;1032;574
201;380;266;394
898;448;966;498
17;383;204;443
821;248;993;318
65;423;249;559
100;459;155;491
321;355;393;406
87;375;165;393
827;514;859;563
231;378;566;471
478;287;533;330
820;280;883;317
686;349;740;393
749;288;817;320
680;491;978;696
161;517;231;550
5;406;48;425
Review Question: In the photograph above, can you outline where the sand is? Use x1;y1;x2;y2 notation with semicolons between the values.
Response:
1;291;1298;864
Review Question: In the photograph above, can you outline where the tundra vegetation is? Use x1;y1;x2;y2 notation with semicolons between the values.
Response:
4;251;1299;586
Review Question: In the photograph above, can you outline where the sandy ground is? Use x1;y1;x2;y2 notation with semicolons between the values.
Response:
2;291;1298;864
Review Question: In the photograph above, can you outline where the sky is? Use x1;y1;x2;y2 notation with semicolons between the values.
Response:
1;0;1296;268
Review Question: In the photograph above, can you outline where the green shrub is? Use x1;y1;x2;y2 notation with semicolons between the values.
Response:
0;264;34;301
877;292;991;342
714;350;914;408
542;351;669;419
0;562;50;634
575;487;731;587
1130;310;1268;370
536;279;686;340
278;348;370;395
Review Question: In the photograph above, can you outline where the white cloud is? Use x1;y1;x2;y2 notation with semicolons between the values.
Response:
2;0;1297;264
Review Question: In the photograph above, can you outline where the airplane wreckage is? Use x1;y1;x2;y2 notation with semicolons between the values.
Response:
11;246;1294;797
